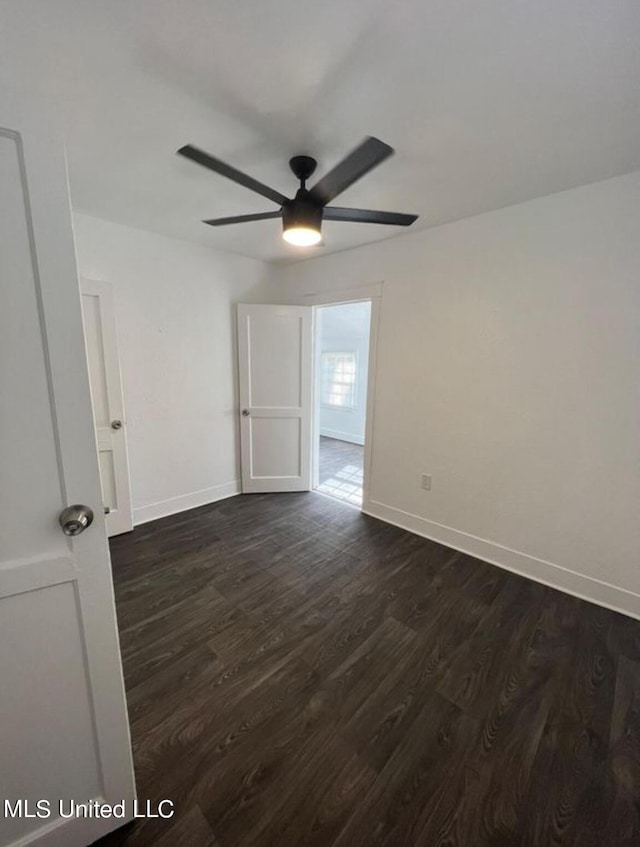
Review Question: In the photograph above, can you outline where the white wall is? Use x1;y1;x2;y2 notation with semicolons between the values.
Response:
273;172;640;618
72;212;271;524
318;302;371;444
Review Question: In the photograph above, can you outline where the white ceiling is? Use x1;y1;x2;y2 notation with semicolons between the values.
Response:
3;0;640;263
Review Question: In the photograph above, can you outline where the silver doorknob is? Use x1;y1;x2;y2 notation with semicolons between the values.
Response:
111;419;122;430
241;409;250;417
59;504;94;537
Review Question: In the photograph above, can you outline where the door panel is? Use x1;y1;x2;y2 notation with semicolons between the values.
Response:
250;417;302;477
248;311;304;407
0;583;102;847
0;94;135;847
0;134;66;562
237;304;312;492
81;279;133;536
82;292;110;426
98;448;119;506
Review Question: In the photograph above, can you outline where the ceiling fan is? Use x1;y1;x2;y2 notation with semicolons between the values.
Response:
177;136;418;246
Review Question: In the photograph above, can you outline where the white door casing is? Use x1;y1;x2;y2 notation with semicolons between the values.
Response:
81;279;133;536
0;93;135;847
237;304;312;493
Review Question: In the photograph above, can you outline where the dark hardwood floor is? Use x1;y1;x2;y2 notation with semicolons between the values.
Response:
96;493;640;846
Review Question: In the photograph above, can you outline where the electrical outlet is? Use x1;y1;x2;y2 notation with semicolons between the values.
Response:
421;473;432;491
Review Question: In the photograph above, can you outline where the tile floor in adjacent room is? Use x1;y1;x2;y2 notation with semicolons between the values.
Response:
316;435;364;506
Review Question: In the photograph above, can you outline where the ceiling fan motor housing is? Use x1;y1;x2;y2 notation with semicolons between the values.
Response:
282;189;323;232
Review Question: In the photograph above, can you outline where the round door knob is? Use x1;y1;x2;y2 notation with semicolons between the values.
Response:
59;504;94;537
241;409;250;416
111;419;123;430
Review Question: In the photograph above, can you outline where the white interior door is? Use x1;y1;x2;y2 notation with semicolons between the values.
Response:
0;96;135;846
237;304;312;492
81;279;133;536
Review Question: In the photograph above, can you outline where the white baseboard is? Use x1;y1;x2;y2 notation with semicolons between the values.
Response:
133;480;240;526
363;497;640;621
320;428;365;445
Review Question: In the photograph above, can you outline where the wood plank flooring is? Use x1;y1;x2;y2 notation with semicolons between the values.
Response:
95;493;640;846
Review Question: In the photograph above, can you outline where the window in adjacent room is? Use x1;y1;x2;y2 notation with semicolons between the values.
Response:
321;351;357;409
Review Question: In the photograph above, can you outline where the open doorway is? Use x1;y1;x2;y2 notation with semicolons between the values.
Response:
313;300;372;507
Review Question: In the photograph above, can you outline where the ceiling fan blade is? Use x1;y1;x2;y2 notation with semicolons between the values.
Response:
203;211;282;227
323;207;418;226
178;144;288;206
308;137;394;206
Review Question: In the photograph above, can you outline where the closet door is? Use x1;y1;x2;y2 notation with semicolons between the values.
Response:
81;279;133;536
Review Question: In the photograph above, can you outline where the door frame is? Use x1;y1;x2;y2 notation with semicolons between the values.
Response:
303;282;382;510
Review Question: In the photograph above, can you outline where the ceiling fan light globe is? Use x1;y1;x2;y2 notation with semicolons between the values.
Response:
282;226;322;247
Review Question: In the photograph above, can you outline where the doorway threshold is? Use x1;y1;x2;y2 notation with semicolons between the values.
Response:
312;488;362;510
